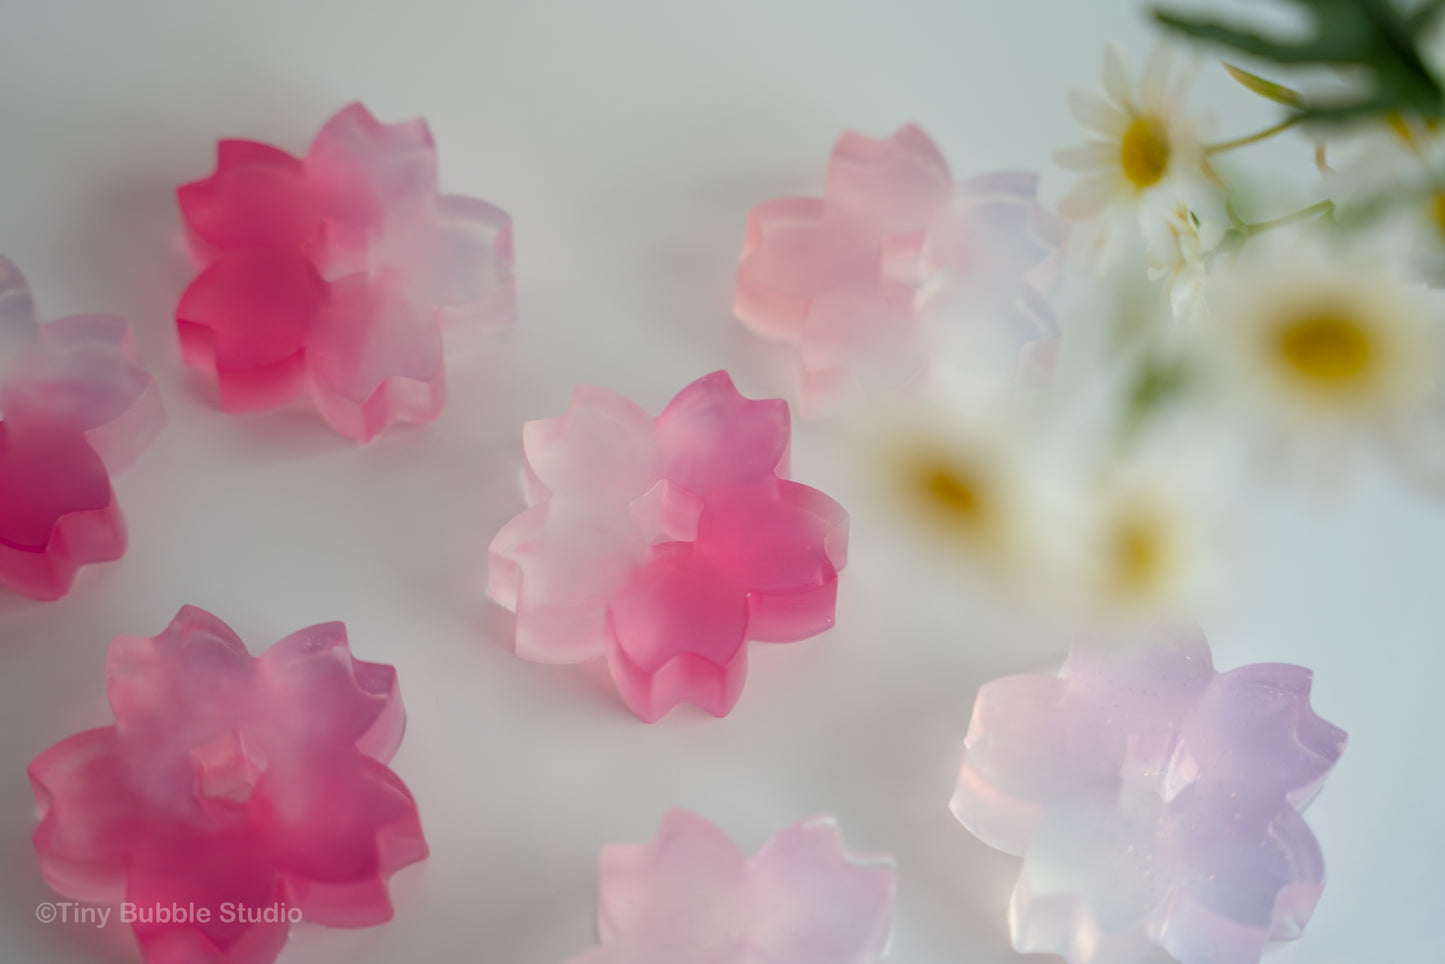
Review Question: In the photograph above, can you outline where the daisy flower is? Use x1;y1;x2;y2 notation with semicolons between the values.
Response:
1056;43;1211;268
1359;155;1445;288
1322;112;1445;210
1203;236;1442;449
856;389;1068;602
1319;113;1445;286
1070;450;1222;624
1338;177;1445;290
1405;187;1445;286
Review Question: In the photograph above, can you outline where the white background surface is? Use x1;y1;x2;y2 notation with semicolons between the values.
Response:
1;1;1443;962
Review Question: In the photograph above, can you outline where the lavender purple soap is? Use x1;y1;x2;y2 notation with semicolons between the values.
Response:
951;625;1346;964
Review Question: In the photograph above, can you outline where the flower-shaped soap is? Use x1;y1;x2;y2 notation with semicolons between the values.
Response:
950;626;1346;964
28;607;427;964
735;126;1064;412
0;257;163;600
489;371;848;722
176;102;513;441
568;809;897;963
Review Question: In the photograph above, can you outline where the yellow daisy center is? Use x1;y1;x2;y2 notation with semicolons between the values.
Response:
1106;510;1168;596
907;455;995;536
925;466;981;517
1120;116;1171;190
1431;191;1445;238
1275;312;1374;387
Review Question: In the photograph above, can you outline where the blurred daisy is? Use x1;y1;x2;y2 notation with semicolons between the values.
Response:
860;392;1061;596
1393;182;1445;287
1322;113;1444;212
1056;43;1210;268
1205;237;1441;446
1319;114;1445;284
1072;454;1219;623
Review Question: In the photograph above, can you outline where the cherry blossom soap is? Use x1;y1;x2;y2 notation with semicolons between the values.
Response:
489;371;848;722
28;607;427;964
0;257;163;600
568;809;896;963
735;126;1064;412
176;102;513;441
950;625;1346;964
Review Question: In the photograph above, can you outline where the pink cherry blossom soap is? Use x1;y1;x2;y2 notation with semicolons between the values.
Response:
568;809;896;964
176;102;513;441
950;625;1346;964
0;257;163;600
28;607;427;964
735;126;1064;412
489;371;848;722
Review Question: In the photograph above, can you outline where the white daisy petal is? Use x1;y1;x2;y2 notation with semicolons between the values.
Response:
1068;89;1131;136
1323;117;1445;213
1138;43;1173;110
1164;50;1203;108
1102;42;1135;107
1054;141;1119;171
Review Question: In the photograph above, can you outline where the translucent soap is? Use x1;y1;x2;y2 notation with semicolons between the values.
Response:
489;371;848;721
568;809;896;963
735;125;1064;413
28;607;427;964
0;256;163;600
176;102;513;441
950;625;1347;964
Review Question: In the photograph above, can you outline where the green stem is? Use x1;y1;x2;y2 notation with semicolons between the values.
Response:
1205;116;1300;155
1240;199;1335;236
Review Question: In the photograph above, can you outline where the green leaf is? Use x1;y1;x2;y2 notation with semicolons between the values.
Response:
1408;0;1445;33
1119;357;1195;442
1223;62;1305;106
1130;360;1191;414
1153;0;1445;123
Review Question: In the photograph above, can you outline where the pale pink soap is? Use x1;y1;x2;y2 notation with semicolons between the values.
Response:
488;371;848;722
568;809;896;964
918;171;1066;383
0;257;164;600
734;126;1063;412
951;626;1347;964
176;103;513;441
28;607;427;964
